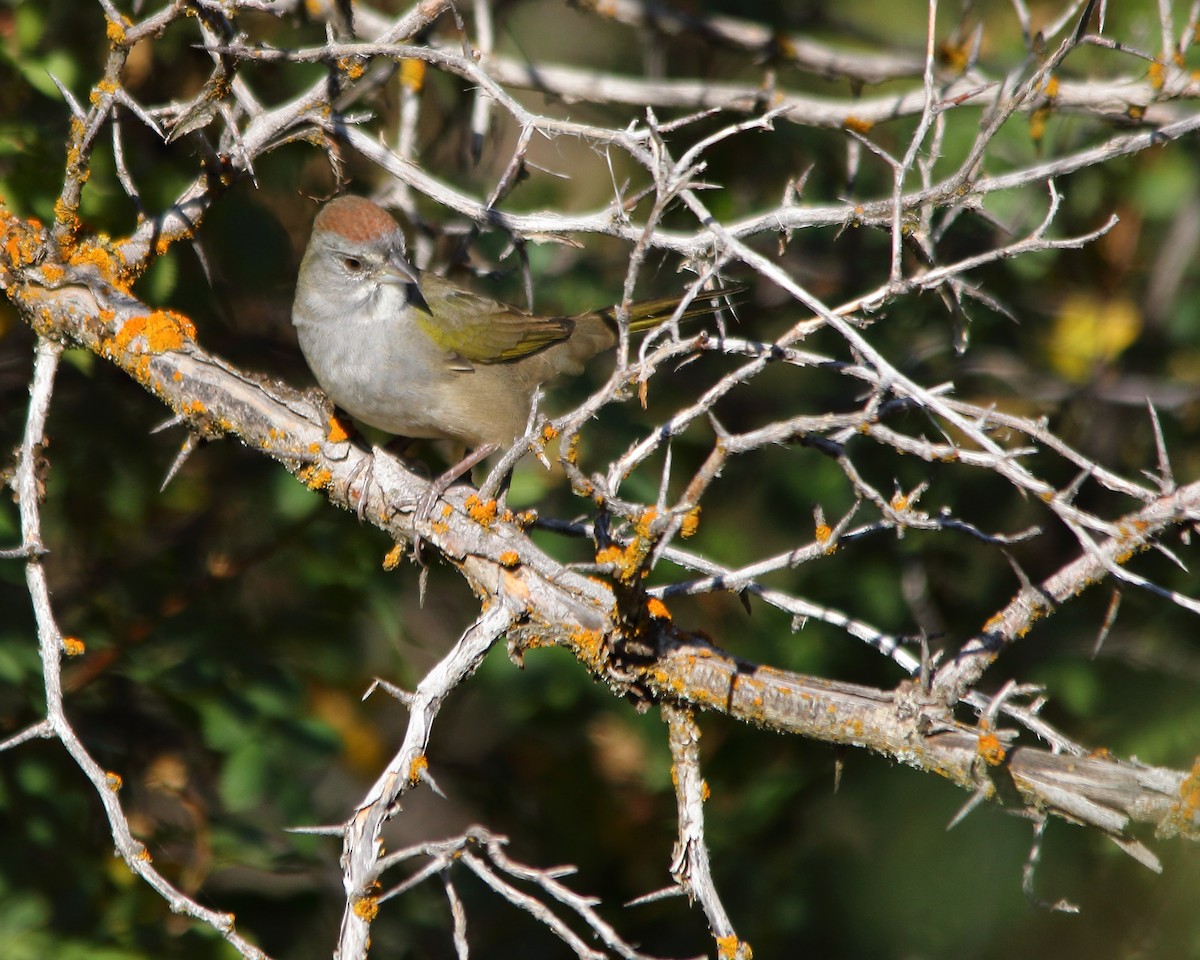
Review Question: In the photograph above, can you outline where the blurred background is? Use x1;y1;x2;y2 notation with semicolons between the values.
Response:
2;0;1200;957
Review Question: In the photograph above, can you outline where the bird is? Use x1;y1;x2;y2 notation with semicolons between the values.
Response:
292;194;735;485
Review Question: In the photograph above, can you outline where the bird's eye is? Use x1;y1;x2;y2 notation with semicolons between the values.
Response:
342;256;363;272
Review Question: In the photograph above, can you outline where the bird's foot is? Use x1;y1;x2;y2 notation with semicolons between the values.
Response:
415;443;498;522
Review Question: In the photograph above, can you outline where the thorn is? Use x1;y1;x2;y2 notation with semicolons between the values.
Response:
738;589;752;616
362;678;414;704
625;885;687;907
284;822;347;836
1002;549;1036;593
419;765;447;799
1147;400;1175;493
48;72;85;119
705;410;730;438
160;433;202;491
1059;467;1090;504
1151;540;1189;573
947;784;989;830
1091;589;1121;658
1108;833;1162;873
150;414;186;434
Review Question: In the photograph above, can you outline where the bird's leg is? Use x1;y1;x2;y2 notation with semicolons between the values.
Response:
345;437;417;521
417;443;498;520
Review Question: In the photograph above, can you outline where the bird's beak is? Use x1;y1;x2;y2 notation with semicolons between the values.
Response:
380;253;431;315
380;253;420;288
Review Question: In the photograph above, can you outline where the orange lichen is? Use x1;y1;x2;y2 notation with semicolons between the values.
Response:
112;310;195;357
498;550;520;568
464;494;498;527
716;935;752;960
1043;74;1060;100
62;635;86;656
635;507;658;537
564;434;581;464
106;15;129;45
352;896;379;921
66;238;132;290
53;197;83;235
298;466;333;491
1148;61;1165;91
594;545;625;566
646;597;671;621
680;505;701;538
326;416;351;443
977;733;1006;766
106;771;123;792
408;753;429;784
382;544;404;570
569;628;606;667
135;845;153;863
89;78;120;108
1177;759;1200;821
541;423;559;442
337;57;365;80
843;115;874;134
1;211;46;271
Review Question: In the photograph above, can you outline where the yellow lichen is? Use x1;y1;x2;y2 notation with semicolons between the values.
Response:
569;628;606;667
464;494;498;527
326;416;351;443
977;732;1006;766
298;466;333;491
1148;61;1165;91
337;57;365;80
382;544;404;570
646;597;671;621
62;635;86;656
594;545;625;566
112;310;194;355
716;935;752;960
352;896;379;921
105;15;129;45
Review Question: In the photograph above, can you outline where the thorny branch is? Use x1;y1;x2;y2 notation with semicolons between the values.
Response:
4;1;1200;958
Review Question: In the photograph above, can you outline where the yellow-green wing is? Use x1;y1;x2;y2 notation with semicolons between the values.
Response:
413;274;574;364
